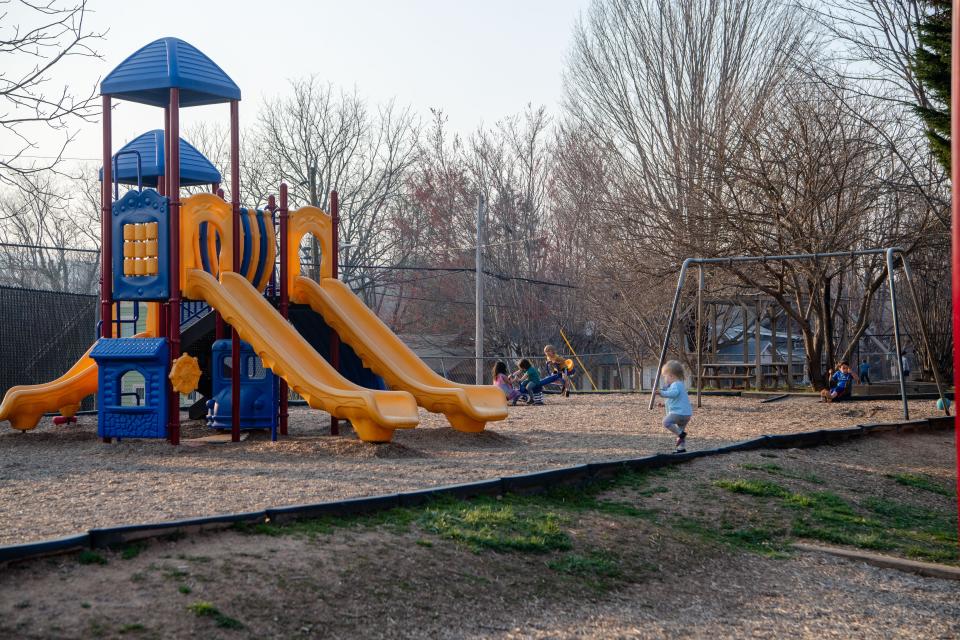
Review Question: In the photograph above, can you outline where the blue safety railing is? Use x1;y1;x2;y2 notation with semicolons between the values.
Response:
180;300;211;327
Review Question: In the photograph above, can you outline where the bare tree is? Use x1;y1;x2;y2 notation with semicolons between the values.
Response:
0;0;104;186
0;171;98;292
256;77;420;308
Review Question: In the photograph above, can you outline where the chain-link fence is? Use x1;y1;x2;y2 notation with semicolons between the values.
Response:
420;352;655;391
0;286;97;405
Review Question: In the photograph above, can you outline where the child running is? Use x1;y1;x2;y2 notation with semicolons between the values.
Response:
654;360;693;453
492;361;521;405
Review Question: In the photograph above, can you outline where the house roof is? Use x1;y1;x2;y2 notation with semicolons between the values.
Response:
101;38;240;107
91;338;167;360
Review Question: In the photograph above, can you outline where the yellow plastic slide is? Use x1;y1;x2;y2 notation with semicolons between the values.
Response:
0;344;98;431
0;317;157;431
184;269;420;443
291;276;509;433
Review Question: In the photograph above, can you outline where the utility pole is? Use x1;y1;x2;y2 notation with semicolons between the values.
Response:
475;194;485;385
308;164;320;280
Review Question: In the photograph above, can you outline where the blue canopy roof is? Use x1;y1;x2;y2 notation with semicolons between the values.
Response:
100;38;240;107
99;130;221;187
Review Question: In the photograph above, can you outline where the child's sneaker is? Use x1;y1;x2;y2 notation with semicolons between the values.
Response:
674;432;687;453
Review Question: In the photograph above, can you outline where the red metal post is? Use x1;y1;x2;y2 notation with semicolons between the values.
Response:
951;0;959;542
168;89;181;446
162;106;171;348
329;190;340;436
278;183;289;436
230;100;241;443
101;96;113;340
267;194;278;297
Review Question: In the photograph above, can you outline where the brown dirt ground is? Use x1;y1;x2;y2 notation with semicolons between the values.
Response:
0;394;942;546
0;430;957;639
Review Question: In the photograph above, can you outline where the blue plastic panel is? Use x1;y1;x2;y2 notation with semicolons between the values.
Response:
112;189;170;301
101;38;240;107
207;340;277;430
92;338;169;440
99;130;221;187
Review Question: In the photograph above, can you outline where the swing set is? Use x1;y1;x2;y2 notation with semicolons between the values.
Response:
648;248;950;420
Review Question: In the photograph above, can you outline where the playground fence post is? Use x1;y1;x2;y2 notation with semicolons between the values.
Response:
475;194;485;385
100;95;113;340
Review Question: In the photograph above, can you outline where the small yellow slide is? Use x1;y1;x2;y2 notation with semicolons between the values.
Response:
184;269;420;442
0;318;158;432
0;345;98;431
291;276;509;433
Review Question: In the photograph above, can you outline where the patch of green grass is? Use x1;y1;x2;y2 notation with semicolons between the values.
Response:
415;539;433;548
886;473;954;497
549;551;622;578
714;478;790;498
740;463;824;485
673;517;787;557
80;602;91;609
177;554;212;563
78;550;107;566
120;542;146;560
163;568;189;580
233;508;417;539
419;498;571;553
178;585;192;595
118;623;146;634
741;463;783;473
187;601;244;630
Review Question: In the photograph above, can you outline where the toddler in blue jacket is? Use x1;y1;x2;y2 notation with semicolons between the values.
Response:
655;360;693;453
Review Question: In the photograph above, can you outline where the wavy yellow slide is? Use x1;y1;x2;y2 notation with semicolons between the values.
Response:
184;269;420;443
0;344;98;431
291;276;509;433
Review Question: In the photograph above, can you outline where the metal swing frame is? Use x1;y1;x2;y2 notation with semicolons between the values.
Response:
648;248;950;420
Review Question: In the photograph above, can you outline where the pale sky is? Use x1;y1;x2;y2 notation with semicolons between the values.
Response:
9;0;591;164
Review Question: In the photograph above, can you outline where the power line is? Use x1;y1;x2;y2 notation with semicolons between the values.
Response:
0;241;99;254
0;243;579;289
341;263;578;289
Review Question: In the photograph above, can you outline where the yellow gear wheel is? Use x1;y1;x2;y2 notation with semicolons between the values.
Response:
169;354;202;395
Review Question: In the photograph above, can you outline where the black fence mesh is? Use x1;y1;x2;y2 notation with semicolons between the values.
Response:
0;286;97;406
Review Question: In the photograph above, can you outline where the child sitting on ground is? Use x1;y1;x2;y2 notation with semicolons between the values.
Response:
514;358;544;405
820;361;854;402
492;361;521;405
654;360;693;453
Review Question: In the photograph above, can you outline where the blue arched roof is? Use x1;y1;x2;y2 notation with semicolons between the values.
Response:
99;130;222;187
100;38;240;107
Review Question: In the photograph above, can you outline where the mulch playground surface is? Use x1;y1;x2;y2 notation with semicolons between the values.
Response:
0;393;943;546
0;427;956;639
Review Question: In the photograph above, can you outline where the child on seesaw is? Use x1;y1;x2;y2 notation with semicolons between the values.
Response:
654;360;693;453
512;358;544;405
542;344;575;397
492;361;521;405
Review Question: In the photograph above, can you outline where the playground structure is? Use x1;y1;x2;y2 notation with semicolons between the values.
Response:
0;37;508;443
649;250;950;419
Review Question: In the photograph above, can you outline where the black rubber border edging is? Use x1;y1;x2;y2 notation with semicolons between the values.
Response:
0;415;951;565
